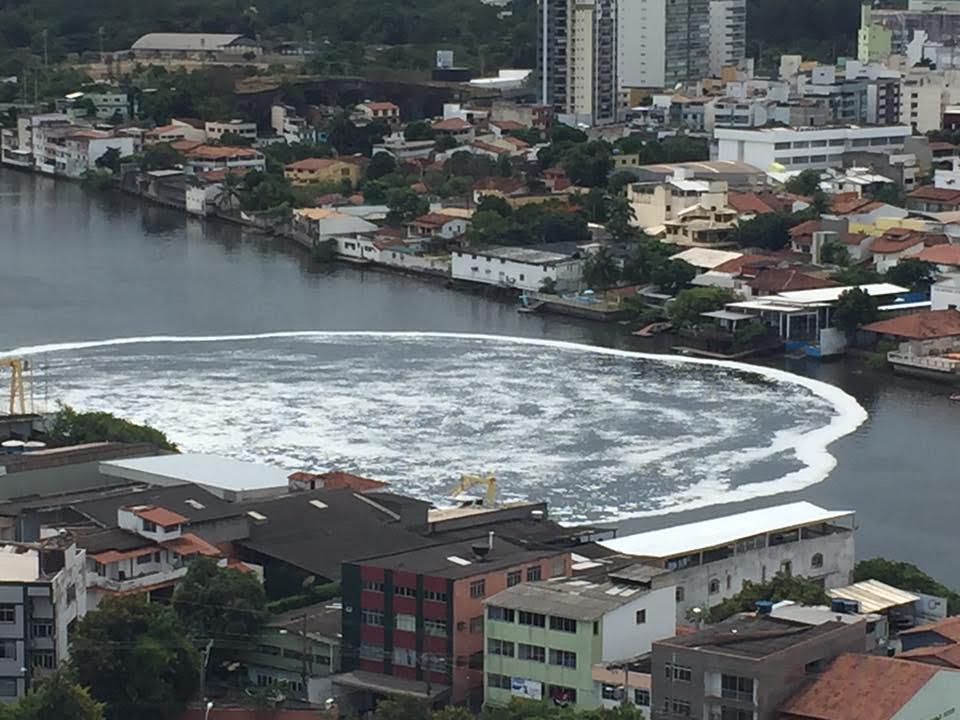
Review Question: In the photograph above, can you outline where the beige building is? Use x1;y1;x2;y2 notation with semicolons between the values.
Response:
627;170;731;233
284;158;360;188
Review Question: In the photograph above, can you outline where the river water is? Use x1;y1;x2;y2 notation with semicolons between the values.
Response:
1;171;957;584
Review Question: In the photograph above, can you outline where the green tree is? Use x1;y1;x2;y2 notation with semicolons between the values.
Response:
404;121;435;141
651;259;696;295
606;196;636;242
578;188;610;223
386;187;429;225
217;131;254;146
733;212;795;251
831;266;882;286
95;147;122;175
608;170;636;196
784;169;822;196
4;673;104;720
855;558;960;615
710;572;831;622
435;134;460;152
476;195;513;218
832;287;879;333
622;236;674;284
140;143;184;171
561;141;613;187
869;183;906;207
373;697;433;720
173;556;267;640
47;405;177;451
582;247;621;290
551;124;588;144
886;258;935;291
70;596;200;720
819;239;850;266
669;287;736;327
466;209;510;245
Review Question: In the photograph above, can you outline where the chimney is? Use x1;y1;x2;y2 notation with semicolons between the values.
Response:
488;531;495;551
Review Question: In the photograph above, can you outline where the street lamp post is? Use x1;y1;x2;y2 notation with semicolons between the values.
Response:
203;700;214;720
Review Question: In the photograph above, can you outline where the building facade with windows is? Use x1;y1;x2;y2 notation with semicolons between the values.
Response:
341;537;571;706
708;0;746;76
484;571;675;709
714;125;912;172
0;538;87;703
598;502;856;622
651;616;867;720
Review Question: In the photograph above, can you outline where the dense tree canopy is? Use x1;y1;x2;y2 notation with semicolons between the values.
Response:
886;259;936;291
48;405;177;451
3;673;104;720
709;572;831;622
832;287;879;333
856;558;960;615
173;557;267;642
71;596;200;720
733;212;797;251
669;288;736;327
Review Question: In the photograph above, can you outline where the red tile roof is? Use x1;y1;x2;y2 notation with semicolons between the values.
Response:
898;643;960;669
748;268;839;294
432;117;472;131
862;309;960;340
161;532;221;558
918;244;960;266
909;185;960;204
473;176;525;193
409;212;458;228
471;140;509;156
491;120;525;131
728;191;777;215
780;653;944;720
187;145;261;160
928;141;958;152
91;546;154;564
196;167;249;183
871;232;927;254
361;101;399;112
132;506;188;527
840;231;869;246
169;139;203;153
711;254;777;275
831;196;884;215
288;470;388;492
789;219;822;238
900;616;960;644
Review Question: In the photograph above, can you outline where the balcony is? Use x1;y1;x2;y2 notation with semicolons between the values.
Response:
89;566;188;594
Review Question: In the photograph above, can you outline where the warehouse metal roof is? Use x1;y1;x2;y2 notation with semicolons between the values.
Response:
131;33;257;51
828;580;919;614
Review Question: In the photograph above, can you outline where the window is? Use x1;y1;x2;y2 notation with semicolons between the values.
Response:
487;673;512;690
506;570;522;587
424;619;447;636
518;611;546;627
601;684;620;701
549;615;577;633
635;609;647;624
361;609;384;626
551;557;566;577
469;615;484;634
488;638;515;657
811;553;824;569
256;644;281;656
0;605;15;624
519;274;526;282
780;560;792;577
424;589;447;602
470;580;486;598
153;551;161;563
550;685;577;704
549;649;577;668
359;643;384;661
395;585;417;598
709;579;721;594
0;641;15;660
666;664;692;682
518;643;545;662
671;699;692;716
136;554;152;565
721;674;754;702
362;580;384;592
526;566;542;581
675;587;685;602
0;679;16;697
720;708;753;720
31;622;52;639
727;575;732;590
142;520;157;532
395;614;416;632
393;647;417;667
488;606;515;622
634;689;650;706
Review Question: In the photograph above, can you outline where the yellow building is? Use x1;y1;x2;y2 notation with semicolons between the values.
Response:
284;158;360;188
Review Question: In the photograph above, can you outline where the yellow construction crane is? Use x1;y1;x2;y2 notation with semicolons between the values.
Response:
1;358;27;416
449;473;497;508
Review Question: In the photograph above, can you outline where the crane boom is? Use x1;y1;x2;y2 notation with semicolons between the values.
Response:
448;473;497;508
1;358;27;416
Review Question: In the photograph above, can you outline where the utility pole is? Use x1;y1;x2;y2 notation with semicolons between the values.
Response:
98;26;105;65
41;30;48;68
199;639;213;709
300;613;310;700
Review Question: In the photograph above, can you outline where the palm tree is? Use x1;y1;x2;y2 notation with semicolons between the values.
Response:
606;196;636;242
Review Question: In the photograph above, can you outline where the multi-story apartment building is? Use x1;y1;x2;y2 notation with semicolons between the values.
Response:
708;0;746;76
859;2;960;62
617;0;710;92
483;568;675;709
650;615;866;720
538;0;618;126
715;125;912;173
598;502;856;622
341;535;571;707
0;538;87;703
204;119;258;143
627;171;730;231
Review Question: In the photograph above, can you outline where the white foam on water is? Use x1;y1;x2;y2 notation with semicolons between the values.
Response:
5;331;868;521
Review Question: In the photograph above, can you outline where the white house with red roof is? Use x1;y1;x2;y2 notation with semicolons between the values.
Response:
355;101;400;125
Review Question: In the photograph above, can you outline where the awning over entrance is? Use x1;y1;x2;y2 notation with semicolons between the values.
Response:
332;671;450;701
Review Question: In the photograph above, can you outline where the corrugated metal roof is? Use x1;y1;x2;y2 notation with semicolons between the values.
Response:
598;502;853;559
131;33;255;51
828;580;919;614
485;578;650;620
669;248;742;270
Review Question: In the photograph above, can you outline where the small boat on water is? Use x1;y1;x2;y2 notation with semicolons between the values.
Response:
633;321;673;337
950;394;960;402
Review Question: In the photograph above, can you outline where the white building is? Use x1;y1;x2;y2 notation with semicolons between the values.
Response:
598;502;857;622
53;130;134;179
144;119;207;146
183;145;265;174
85;92;129;122
204;119;258;142
81;505;223;609
270;104;318;144
708;0;747;76
0;539;87;702
452;245;583;292
715;125;912;172
0;114;71;170
371;136;435;162
932;277;960;310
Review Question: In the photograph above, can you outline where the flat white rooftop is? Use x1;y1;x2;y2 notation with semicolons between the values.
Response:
100;454;289;497
598;501;854;559
774;283;908;305
670;248;742;270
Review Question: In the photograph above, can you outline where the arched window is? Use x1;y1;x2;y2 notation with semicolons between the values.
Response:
811;553;824;569
676;586;685;602
708;579;720;595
